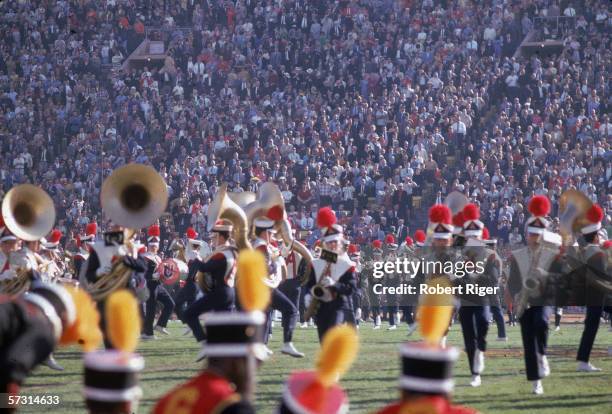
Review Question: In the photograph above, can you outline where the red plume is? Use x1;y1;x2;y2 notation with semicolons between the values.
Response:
49;229;62;244
148;225;160;238
405;236;414;246
186;227;198;239
482;227;490;240
85;222;98;236
428;204;451;224
348;244;358;254
372;240;382;249
385;234;396;244
452;212;465;227
266;206;284;221
603;240;612;249
317;207;337;228
462;203;480;221
414;230;426;243
586;204;603;224
528;196;550;217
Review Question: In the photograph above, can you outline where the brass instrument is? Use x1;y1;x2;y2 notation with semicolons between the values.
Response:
2;184;56;241
444;191;469;215
247;182;313;288
84;164;168;301
0;185;56;295
514;231;561;317
559;189;592;244
207;184;251;250
196;184;249;291
303;262;335;320
0;251;33;296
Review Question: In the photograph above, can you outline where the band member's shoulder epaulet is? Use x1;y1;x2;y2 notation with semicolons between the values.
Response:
211;252;226;261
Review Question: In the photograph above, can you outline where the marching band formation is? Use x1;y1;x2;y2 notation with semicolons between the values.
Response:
0;163;611;413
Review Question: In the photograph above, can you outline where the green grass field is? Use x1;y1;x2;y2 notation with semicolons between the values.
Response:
18;319;612;414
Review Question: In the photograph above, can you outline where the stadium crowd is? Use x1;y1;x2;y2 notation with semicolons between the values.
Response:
0;0;610;253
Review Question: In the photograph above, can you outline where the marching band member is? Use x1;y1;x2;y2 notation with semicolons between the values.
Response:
40;230;66;282
74;223;98;279
457;203;500;388
373;284;479;414
1;283;101;413
367;239;384;329
174;227;204;329
81;223;146;348
482;227;507;341
277;325;358;414
451;211;467;247
399;236;418;336
507;195;561;395
304;207;356;342
184;219;239;361
252;215;303;358
153;250;271;414
0;219;20;277
576;204;610;372
414;230;426;247
418;205;456;349
279;223;304;328
346;244;363;328
384;234;401;330
142;224;175;339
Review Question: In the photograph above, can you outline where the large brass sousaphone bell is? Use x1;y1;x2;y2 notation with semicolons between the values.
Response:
248;182;313;265
101;164;168;228
1;185;56;296
444;191;469;215
208;184;251;250
228;191;257;209
559;189;593;239
85;164;168;301
2;184;56;241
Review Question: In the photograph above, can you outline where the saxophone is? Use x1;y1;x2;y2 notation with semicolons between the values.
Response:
514;245;544;318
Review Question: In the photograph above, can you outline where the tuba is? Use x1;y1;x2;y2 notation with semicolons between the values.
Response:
249;182;313;287
2;184;56;241
83;164;168;301
444;191;469;215
207;184;251;250
197;184;251;291
1;185;56;295
558;189;593;244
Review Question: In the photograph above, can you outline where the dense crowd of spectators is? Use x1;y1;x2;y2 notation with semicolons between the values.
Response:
0;0;610;251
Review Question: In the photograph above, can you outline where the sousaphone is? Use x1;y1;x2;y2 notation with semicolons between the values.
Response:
558;189;592;240
2;184;56;241
1;184;56;295
86;164;168;301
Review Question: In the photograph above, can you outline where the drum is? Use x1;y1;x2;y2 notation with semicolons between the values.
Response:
158;258;181;286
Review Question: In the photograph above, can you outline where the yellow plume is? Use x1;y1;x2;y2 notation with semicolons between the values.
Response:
236;249;271;312
59;287;103;351
106;289;141;353
417;277;453;345
316;325;359;387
